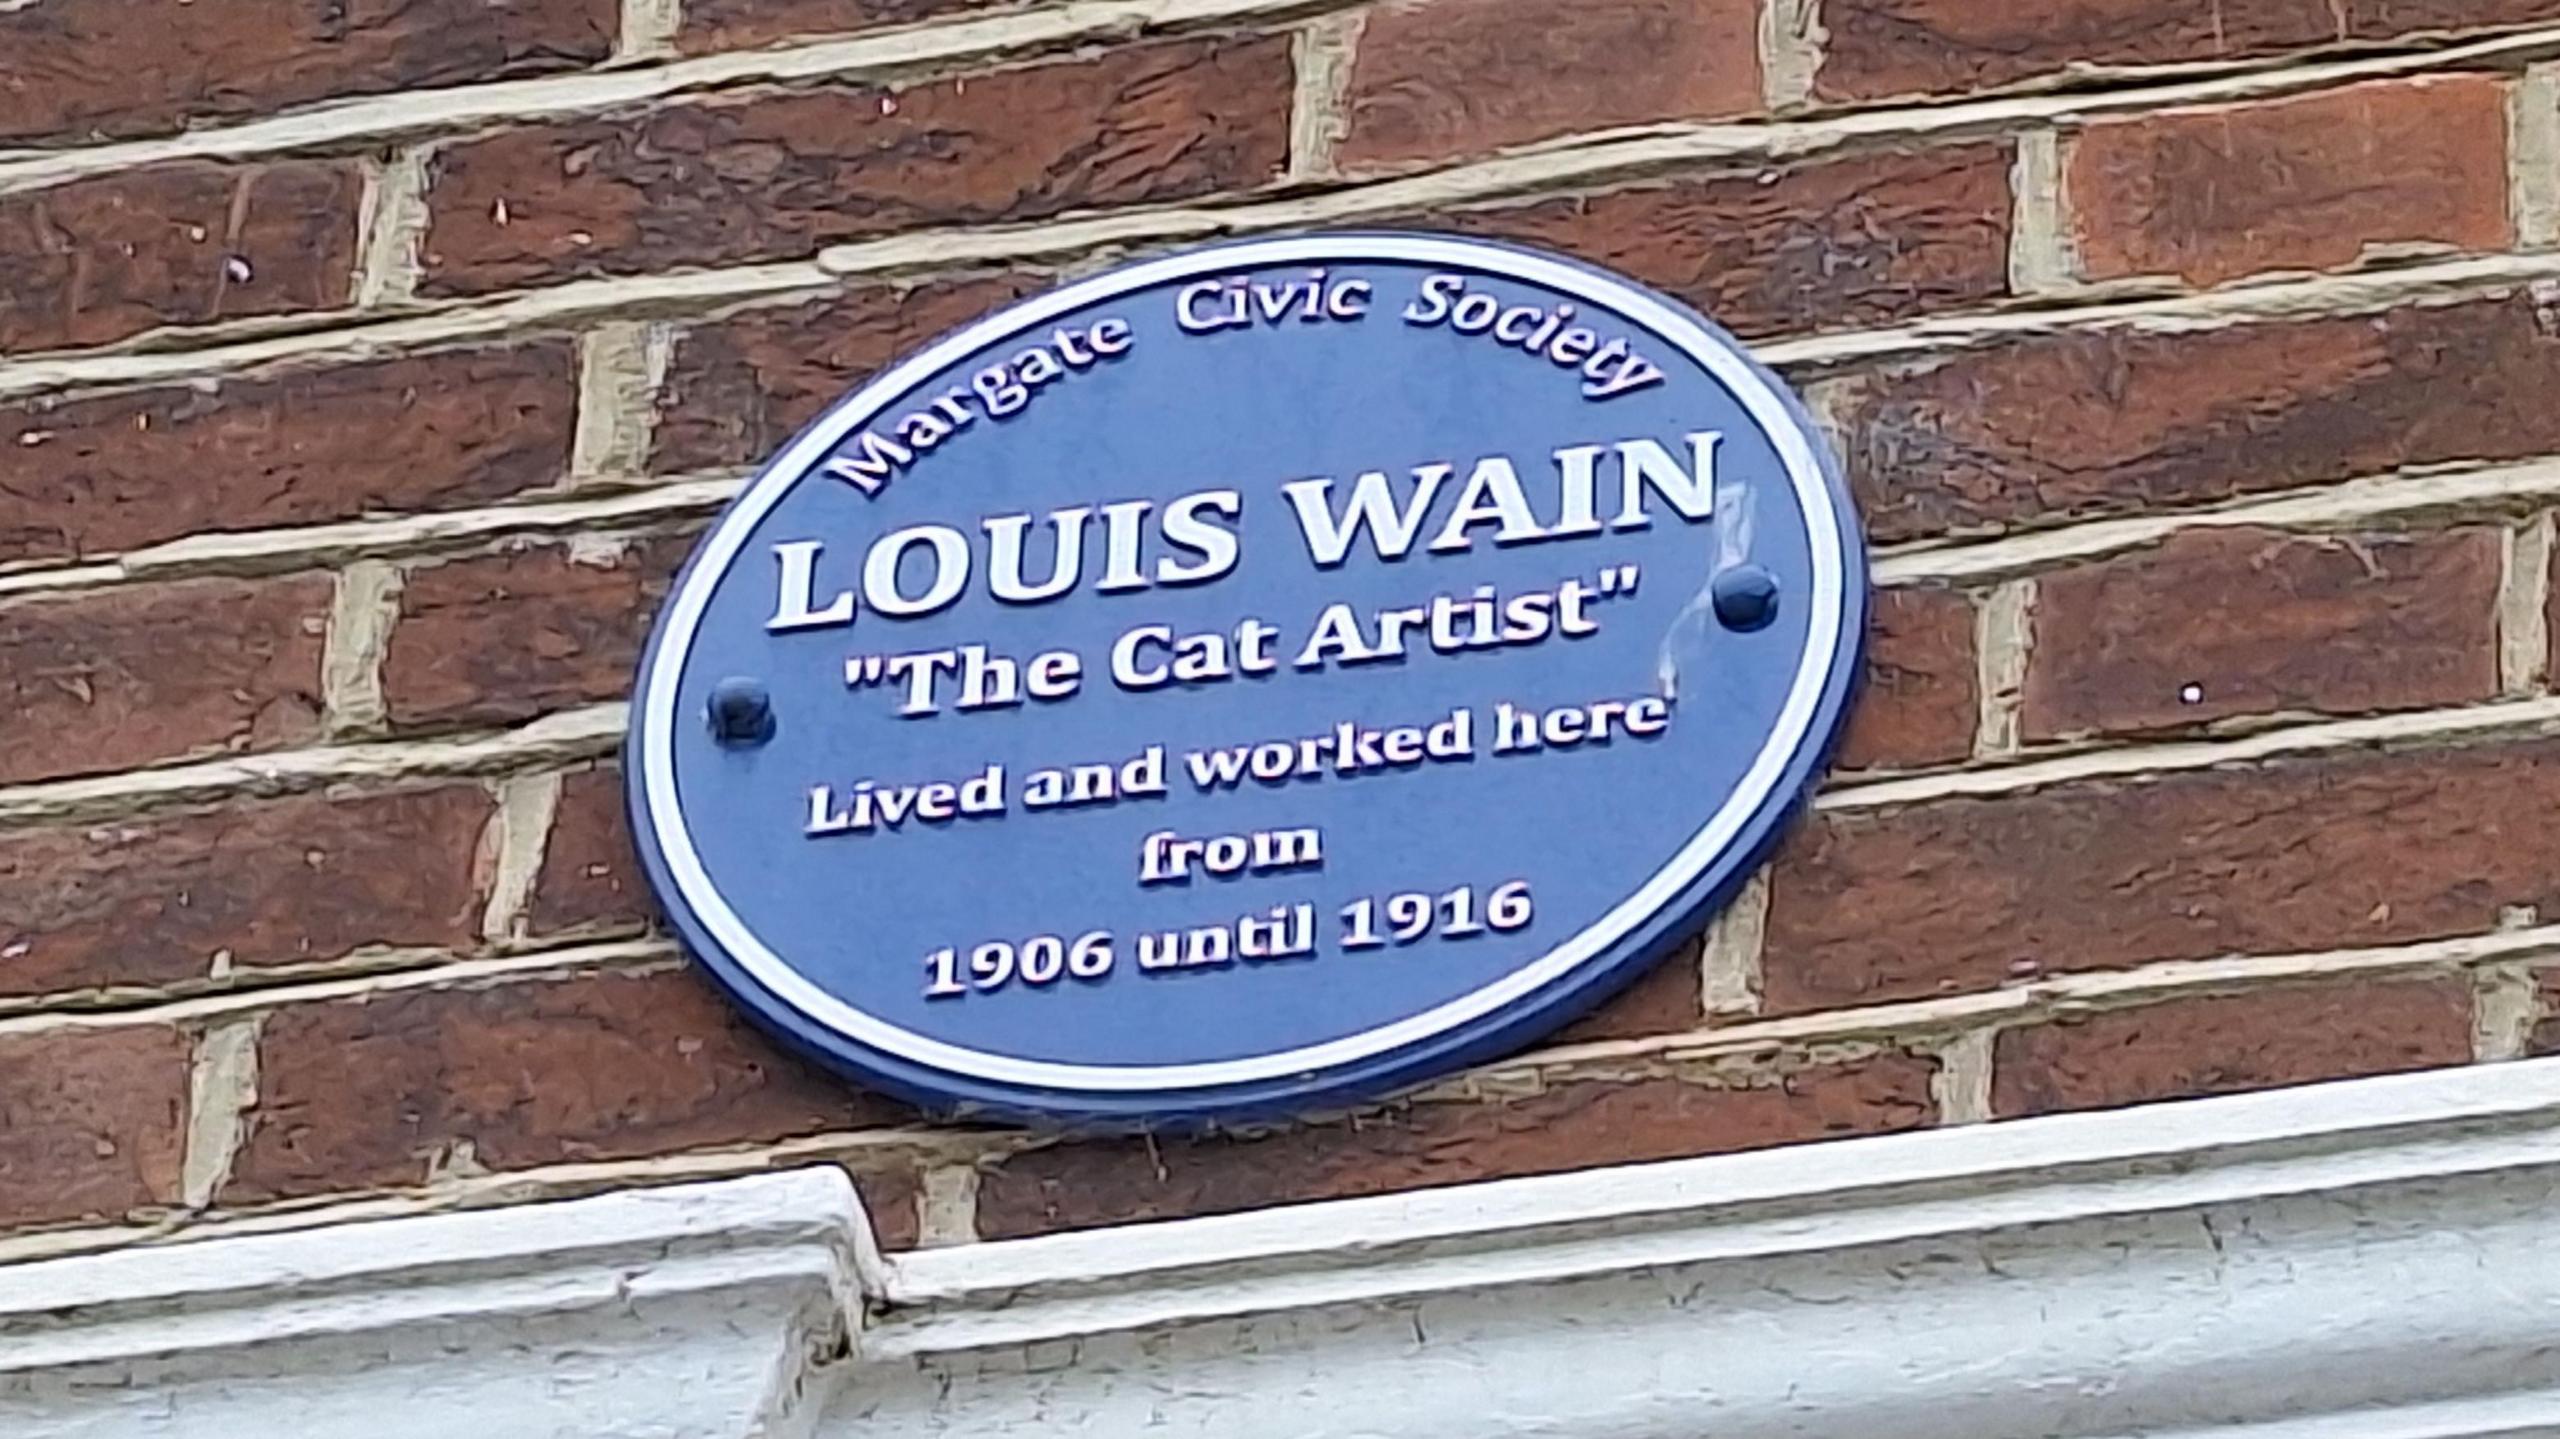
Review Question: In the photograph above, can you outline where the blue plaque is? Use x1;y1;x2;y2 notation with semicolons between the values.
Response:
627;234;1867;1125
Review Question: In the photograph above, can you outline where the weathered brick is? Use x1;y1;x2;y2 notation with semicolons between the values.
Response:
2023;526;2502;741
1837;586;1977;772
849;1162;924;1251
0;574;330;785
679;0;1013;53
651;273;1045;473
225;967;909;1203
1818;0;2560;102
2546;530;2560;688
2360;0;2560;28
1992;979;2474;1115
0;785;493;1000
0;1026;189;1229
1436;145;2013;340
1828;294;2560;546
976;1053;1937;1237
2531;969;2560;1056
420;38;1293;297
1763;741;2560;1014
2068;77;2512;287
0;0;613;146
382;533;694;732
532;765;655;938
0;160;361;353
1552;941;1705;1045
1340;0;1761;171
0;344;578;563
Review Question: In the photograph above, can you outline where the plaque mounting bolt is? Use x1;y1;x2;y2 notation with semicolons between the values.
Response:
708;678;775;747
1711;565;1780;632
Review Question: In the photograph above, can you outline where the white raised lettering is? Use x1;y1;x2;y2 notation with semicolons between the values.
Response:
1282;464;1452;567
767;539;855;632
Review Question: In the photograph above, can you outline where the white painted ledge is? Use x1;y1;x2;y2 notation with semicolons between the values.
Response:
9;1061;2560;1437
0;1166;877;1439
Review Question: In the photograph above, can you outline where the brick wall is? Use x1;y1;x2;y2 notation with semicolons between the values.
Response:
6;0;2560;1259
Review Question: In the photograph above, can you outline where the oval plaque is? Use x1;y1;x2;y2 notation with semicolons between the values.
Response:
628;234;1867;1124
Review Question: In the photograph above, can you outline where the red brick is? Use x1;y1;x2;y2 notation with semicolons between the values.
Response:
1827;294;2560;546
2359;0;2560;28
976;1052;1937;1237
532;765;655;939
1340;0;1761;171
0;0;613;146
1553;941;1705;1045
2068;77;2513;287
1762;741;2560;1014
849;1162;924;1251
0;160;361;353
2546;531;2560;687
2023;526;2502;741
0;785;493;1000
1992;979;2474;1116
225;967;909;1203
1436;145;2013;340
1838;586;1977;772
2531;969;2560;1056
0;344;578;564
1818;0;2560;102
651;273;1045;473
679;0;1013;52
382;533;695;733
420;37;1293;297
0;1026;189;1229
0;574;330;785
